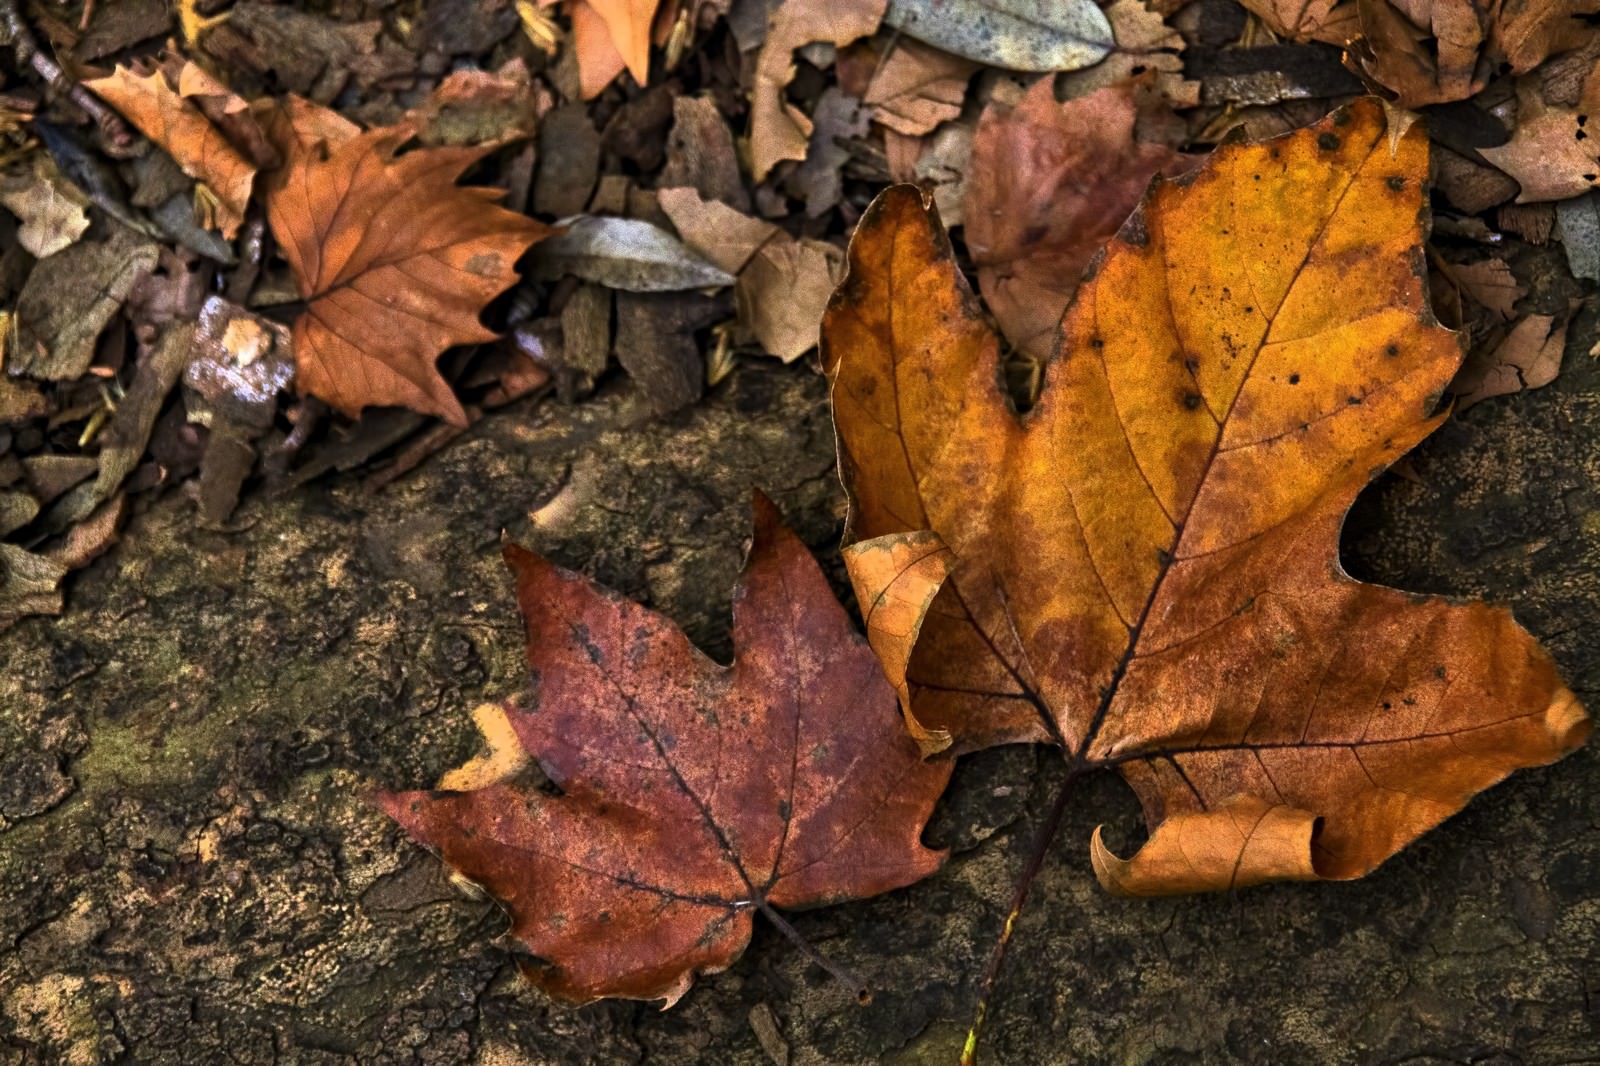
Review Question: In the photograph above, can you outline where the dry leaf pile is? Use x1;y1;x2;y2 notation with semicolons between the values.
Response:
2;0;1597;630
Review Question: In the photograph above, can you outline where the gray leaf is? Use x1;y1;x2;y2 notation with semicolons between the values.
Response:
883;0;1114;72
532;216;736;292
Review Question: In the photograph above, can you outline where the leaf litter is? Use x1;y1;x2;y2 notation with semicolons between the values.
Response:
0;0;1595;1056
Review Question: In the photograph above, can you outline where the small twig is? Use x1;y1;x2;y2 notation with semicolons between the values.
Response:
962;763;1086;1066
755;899;871;1004
0;0;133;150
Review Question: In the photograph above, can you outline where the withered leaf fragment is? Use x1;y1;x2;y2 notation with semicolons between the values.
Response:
381;494;951;1005
824;100;1590;897
262;97;547;425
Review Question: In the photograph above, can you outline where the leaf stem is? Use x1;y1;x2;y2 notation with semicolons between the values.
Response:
962;761;1085;1065
755;898;872;1004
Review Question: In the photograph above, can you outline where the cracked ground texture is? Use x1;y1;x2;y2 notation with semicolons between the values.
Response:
2;284;1598;1064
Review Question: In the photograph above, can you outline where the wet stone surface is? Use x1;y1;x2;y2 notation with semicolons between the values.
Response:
1;340;1598;1063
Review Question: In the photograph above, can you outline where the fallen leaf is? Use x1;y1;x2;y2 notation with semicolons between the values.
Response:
1450;309;1572;409
1349;0;1600;108
1348;0;1488;108
0;155;90;257
1478;86;1600;204
788;88;870;218
659;186;781;274
260;96;547;425
0;543;69;632
659;95;750;211
531;215;736;291
1446;257;1524;318
568;0;629;99
1491;0;1600;74
963;79;1192;358
403;59;546;147
882;0;1114;72
1239;0;1360;44
1057;0;1199;110
864;40;980;136
736;236;844;361
12;226;160;380
823;100;1590;896
569;0;659;98
380;494;951;1005
85;59;260;237
750;0;887;181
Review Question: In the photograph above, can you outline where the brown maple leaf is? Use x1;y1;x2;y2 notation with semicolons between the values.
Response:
260;96;547;425
380;493;951;1005
85;58;270;238
823;100;1590;902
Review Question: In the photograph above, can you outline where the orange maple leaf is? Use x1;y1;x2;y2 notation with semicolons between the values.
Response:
260;97;547;425
85;58;266;238
824;99;1590;900
380;494;950;1005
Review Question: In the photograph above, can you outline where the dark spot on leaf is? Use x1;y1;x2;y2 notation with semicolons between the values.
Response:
1347;395;1361;405
1386;176;1405;191
1184;356;1199;372
1090;337;1104;349
1386;344;1399;358
1289;373;1300;384
1182;391;1202;410
1435;666;1447;679
777;800;792;820
1333;110;1351;127
1382;702;1392;711
1318;132;1341;151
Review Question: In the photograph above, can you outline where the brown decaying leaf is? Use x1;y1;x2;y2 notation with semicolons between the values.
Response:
1058;0;1199;109
1451;309;1573;410
1349;0;1488;108
736;236;843;362
750;0;888;181
863;40;979;137
1239;0;1360;45
1445;257;1523;319
824;99;1590;895
381;494;951;1005
260;96;548;425
1349;0;1600;109
1478;82;1600;204
85;59;258;238
963;79;1191;359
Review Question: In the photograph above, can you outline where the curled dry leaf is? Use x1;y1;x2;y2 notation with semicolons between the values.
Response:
1450;309;1573;410
381;494;951;1005
963;79;1192;358
882;0;1114;72
863;41;979;137
823;100;1590;896
750;0;888;181
85;59;262;238
260;96;548;425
